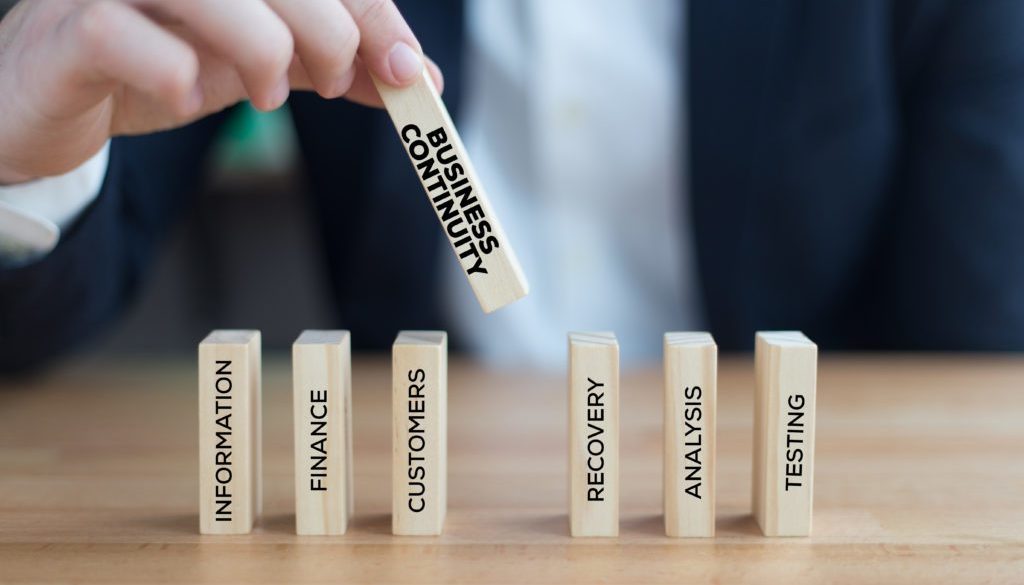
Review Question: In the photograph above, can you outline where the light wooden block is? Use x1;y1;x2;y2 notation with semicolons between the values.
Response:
663;332;717;537
374;69;529;314
753;331;817;536
568;332;620;537
198;330;261;534
292;330;352;535
392;331;448;535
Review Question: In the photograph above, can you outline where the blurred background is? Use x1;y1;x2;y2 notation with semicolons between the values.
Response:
1;0;1023;372
96;106;339;355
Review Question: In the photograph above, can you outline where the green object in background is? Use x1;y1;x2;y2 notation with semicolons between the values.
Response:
210;103;299;176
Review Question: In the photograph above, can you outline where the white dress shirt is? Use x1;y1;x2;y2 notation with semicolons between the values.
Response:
447;0;701;366
0;143;108;264
0;1;701;365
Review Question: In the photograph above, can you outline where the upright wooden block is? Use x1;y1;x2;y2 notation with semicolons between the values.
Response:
292;331;352;535
663;332;717;537
753;331;818;536
374;69;529;314
568;332;620;537
198;330;261;534
392;331;448;535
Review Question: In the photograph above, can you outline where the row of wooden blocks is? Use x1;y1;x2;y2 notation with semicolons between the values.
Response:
198;329;816;538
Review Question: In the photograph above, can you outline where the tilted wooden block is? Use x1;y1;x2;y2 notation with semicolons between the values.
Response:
392;331;448;535
292;330;352;535
198;330;261;534
374;69;529;314
753;331;818;536
568;332;620;537
663;332;717;537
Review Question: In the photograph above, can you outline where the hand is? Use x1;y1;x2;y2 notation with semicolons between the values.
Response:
0;0;444;184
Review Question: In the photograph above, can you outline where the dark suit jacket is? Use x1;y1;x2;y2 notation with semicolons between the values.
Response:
2;0;1024;371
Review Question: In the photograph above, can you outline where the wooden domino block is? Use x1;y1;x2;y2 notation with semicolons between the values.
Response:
568;332;620;537
753;331;818;536
392;331;448;535
663;332;717;537
198;330;261;534
374;69;529;314
292;331;352;535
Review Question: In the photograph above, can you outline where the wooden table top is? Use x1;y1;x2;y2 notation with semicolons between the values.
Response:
1;354;1022;583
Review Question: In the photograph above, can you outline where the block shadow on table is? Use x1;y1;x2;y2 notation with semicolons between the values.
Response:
131;511;761;540
136;513;201;535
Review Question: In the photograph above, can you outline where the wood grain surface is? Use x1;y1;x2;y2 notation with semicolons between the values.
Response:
0;353;1022;583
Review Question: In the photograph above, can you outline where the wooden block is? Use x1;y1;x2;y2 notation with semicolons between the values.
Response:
753;331;818;536
392;331;448;535
374;69;529;314
568;332;620;537
663;332;717;537
253;334;263;520
198;330;261;534
292;331;352;535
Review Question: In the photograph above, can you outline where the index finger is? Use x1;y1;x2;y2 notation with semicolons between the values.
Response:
133;0;294;111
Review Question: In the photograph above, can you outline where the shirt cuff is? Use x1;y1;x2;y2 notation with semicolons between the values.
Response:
0;142;110;264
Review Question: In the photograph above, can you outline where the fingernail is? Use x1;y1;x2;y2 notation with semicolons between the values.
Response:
388;42;423;84
268;76;290;110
